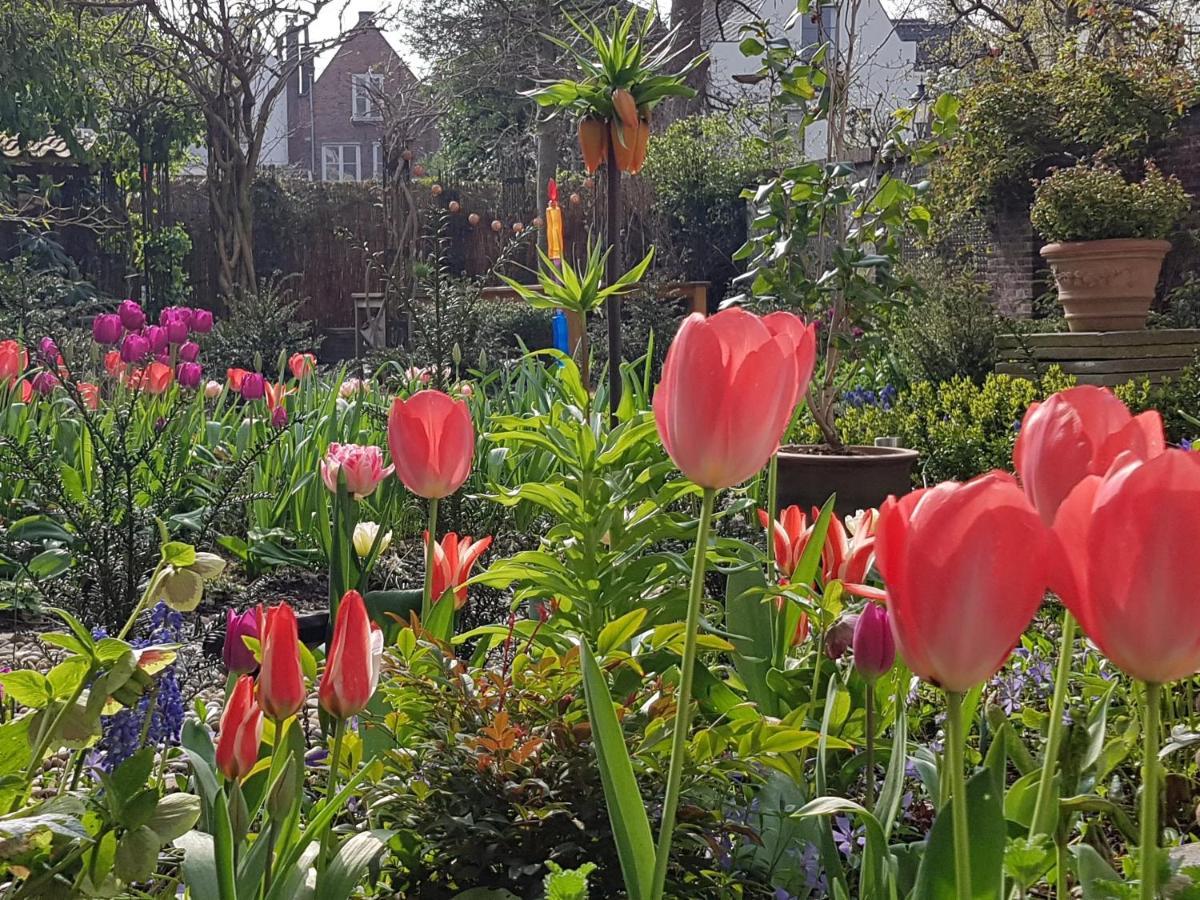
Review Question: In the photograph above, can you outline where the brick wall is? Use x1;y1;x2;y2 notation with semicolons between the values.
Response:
981;106;1200;317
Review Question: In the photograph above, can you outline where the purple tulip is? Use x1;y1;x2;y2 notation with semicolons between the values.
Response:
37;337;59;365
31;371;59;396
165;317;189;344
223;607;261;674
271;405;289;429
191;309;214;334
853;602;896;682
144;325;168;354
176;362;203;389
118;300;145;332
825;613;859;661
92;314;123;345
179;341;200;363
159;306;188;326
120;333;150;364
155;349;172;365
240;372;266;401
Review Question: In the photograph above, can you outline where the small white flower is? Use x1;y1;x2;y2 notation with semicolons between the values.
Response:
353;521;393;558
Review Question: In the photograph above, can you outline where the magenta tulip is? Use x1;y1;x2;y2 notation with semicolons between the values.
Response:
240;372;265;401
176;362;203;389
164;317;189;345
853;601;895;681
653;308;811;490
144;325;168;354
179;341;200;363
191;308;214;333
31;372;59;396
876;471;1050;693
92;314;123;345
118;300;146;332
223;607;261;675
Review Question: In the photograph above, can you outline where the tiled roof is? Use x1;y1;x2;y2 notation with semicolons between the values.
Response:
0;130;97;161
701;0;765;44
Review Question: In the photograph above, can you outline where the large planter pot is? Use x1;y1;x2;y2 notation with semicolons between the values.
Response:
1040;238;1171;332
776;445;919;516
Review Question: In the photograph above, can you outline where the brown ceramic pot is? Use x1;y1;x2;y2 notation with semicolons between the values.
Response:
1040;238;1171;332
776;445;919;516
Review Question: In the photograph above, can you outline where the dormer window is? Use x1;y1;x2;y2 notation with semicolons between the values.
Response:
352;74;384;121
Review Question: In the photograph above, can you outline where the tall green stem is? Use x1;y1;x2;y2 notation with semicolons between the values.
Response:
421;497;440;620
318;719;346;872
1031;610;1075;838
1141;681;1161;900
650;488;715;900
864;684;876;811
946;690;972;900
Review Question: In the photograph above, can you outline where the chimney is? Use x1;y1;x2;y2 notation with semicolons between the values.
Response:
357;10;376;26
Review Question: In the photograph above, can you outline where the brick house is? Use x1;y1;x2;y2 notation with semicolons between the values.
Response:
285;12;433;181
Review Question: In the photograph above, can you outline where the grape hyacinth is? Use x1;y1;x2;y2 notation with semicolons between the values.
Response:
842;385;897;410
93;602;186;769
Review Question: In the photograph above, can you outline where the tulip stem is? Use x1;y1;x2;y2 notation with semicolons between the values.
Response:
1031;610;1075;838
1141;681;1161;900
318;719;345;872
421;498;440;621
650;487;715;900
864;683;876;811
945;690;972;900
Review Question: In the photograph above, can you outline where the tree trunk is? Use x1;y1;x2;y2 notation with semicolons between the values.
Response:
535;115;562;247
670;0;708;115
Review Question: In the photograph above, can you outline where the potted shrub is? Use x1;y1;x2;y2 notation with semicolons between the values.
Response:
731;20;954;514
1032;162;1191;331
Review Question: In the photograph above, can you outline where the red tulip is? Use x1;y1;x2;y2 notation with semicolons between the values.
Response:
654;309;807;490
758;505;812;581
853;601;895;681
289;352;316;379
215;675;263;781
319;590;383;719
0;340;27;383
1014;385;1164;524
387;390;474;499
429;532;493;609
1054;450;1200;684
762;310;817;414
227;368;249;391
876;471;1050;693
257;603;306;721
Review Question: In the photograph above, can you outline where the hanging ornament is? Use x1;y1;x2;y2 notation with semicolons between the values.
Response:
402;148;414;161
532;216;544;228
448;200;461;213
491;220;502;232
413;163;426;177
431;183;443;196
513;222;524;233
468;213;481;226
569;192;582;206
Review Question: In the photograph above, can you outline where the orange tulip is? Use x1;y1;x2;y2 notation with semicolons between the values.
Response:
0;340;26;383
77;382;100;410
654;309;811;490
428;532;493;609
257;603;306;721
144;361;173;395
1054;450;1200;684
104;351;127;379
876;471;1050;693
319;590;383;719
387;390;474;499
288;352;316;379
227;368;249;392
215;674;263;781
1014;385;1164;525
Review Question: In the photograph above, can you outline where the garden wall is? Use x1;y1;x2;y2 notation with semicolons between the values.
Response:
981;106;1200;316
171;172;657;328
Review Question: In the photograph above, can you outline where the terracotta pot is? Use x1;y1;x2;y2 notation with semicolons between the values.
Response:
776;445;919;516
1040;238;1171;332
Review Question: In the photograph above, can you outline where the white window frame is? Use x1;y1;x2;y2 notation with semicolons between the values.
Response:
351;74;384;121
322;143;361;182
372;141;383;180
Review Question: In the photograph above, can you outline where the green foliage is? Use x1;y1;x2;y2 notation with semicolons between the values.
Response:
1116;356;1200;443
135;224;193;311
1030;161;1192;243
930;56;1196;235
641;110;770;296
886;258;1000;386
0;237;101;340
793;369;1076;483
545;860;597;899
205;276;322;375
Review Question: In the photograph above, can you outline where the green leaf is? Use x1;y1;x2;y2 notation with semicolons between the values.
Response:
725;564;777;716
161;541;197;567
114;825;159;883
0;671;51;709
597;608;647;656
315;829;391;900
912;764;1006;899
27;548;71;579
176;830;225;900
147;793;201;844
579;639;655;900
1074;844;1123;899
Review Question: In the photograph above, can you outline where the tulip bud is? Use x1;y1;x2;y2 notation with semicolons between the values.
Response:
93;314;123;345
118;299;146;332
204;380;223;399
223;607;261;675
215;675;263;781
319;590;383;719
352;521;393;558
258;603;306;721
853;602;895;681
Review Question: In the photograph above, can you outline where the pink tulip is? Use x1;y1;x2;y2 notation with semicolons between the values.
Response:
118;300;146;332
179;341;200;363
876;471;1050;693
654;309;810;489
204;380;223;399
288;352;316;379
319;590;383;719
1054;450;1200;684
320;442;392;499
92;314;123;345
763;310;817;414
1014;385;1164;524
0;340;27;383
387;390;474;499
